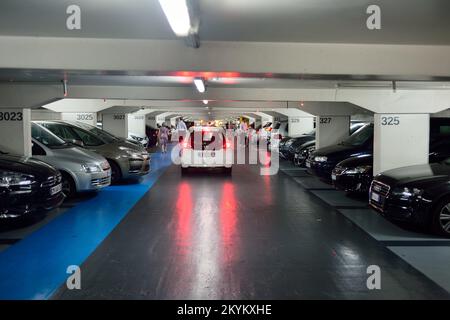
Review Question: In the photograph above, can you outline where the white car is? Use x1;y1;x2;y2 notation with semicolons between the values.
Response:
180;127;233;174
128;132;149;147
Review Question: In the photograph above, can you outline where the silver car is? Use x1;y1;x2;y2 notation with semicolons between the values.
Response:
31;123;111;197
35;120;150;183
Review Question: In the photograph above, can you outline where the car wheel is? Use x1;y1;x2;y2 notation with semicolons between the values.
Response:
181;167;189;175
223;167;232;175
431;196;450;237
61;172;76;199
109;160;122;184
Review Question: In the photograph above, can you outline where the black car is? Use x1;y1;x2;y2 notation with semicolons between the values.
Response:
294;122;367;167
279;130;316;160
332;132;450;194
0;152;64;220
369;160;450;237
306;123;374;180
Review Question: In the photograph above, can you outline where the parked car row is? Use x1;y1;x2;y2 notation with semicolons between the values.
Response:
302;118;450;237
283;121;367;165
0;121;151;222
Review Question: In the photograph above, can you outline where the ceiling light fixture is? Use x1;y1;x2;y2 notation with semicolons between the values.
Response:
158;0;191;37
194;78;206;93
202;100;209;105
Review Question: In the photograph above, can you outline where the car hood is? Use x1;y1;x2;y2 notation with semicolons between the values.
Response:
377;163;450;187
312;144;371;161
337;154;373;168
50;146;106;163
88;140;146;156
289;135;316;148
0;154;59;178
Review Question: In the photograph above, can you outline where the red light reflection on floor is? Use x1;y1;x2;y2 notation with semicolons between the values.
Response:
220;182;238;263
176;182;193;253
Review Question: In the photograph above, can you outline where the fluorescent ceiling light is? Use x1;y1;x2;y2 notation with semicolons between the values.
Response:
194;78;206;93
158;0;191;37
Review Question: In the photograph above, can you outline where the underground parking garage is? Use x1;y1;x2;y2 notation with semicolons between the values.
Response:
1;0;450;311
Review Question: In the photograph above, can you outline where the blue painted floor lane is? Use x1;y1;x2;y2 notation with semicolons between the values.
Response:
0;151;172;300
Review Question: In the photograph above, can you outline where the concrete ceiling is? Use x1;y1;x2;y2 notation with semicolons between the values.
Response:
0;0;449;44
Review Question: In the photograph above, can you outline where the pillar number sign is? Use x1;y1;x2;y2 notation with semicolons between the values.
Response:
0;111;23;121
113;114;126;120
76;113;94;121
319;117;332;124
380;116;400;126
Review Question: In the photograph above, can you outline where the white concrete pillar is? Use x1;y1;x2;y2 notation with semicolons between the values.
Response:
170;116;180;127
127;113;146;136
146;115;156;128
61;112;97;126
373;113;429;175
0;108;31;156
255;112;273;126
315;115;350;150
288;116;314;136
102;113;128;138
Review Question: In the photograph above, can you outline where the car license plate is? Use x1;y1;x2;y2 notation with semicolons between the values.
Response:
198;152;215;157
306;161;311;168
50;183;62;196
371;192;380;202
331;174;336;181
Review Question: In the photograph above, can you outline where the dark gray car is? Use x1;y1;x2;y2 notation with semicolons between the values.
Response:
34;120;151;183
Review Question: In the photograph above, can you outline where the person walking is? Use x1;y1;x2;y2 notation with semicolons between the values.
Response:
159;123;170;153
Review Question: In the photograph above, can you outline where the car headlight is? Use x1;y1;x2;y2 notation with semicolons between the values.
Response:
314;156;328;162
344;165;372;174
391;187;424;198
0;171;35;187
81;164;102;173
119;146;141;157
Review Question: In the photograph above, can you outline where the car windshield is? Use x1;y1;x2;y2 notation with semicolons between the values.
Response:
341;124;373;146
31;123;69;148
74;122;119;143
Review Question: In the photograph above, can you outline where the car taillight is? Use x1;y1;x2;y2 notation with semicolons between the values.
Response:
223;141;232;149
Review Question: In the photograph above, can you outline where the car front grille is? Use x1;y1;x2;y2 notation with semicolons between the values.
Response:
91;176;110;187
41;173;62;188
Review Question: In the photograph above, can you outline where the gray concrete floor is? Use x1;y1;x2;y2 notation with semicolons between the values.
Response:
52;162;450;299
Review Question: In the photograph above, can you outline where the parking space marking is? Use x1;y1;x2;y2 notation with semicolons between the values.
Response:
0;150;172;300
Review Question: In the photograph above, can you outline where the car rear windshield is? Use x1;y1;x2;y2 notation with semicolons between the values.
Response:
31;123;69;149
342;124;373;146
189;131;226;150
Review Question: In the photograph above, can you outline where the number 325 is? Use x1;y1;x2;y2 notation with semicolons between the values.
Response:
381;116;400;126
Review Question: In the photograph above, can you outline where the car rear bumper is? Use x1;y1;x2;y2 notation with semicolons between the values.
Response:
181;149;233;168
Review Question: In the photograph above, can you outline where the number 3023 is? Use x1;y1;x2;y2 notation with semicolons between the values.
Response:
381;116;400;126
0;112;23;121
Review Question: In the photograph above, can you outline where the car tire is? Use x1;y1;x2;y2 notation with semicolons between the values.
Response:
223;167;232;175
431;196;450;237
109;160;122;184
61;172;76;199
181;167;189;175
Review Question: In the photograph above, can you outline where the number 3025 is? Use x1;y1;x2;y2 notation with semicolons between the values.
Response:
0;112;23;121
381;116;400;126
